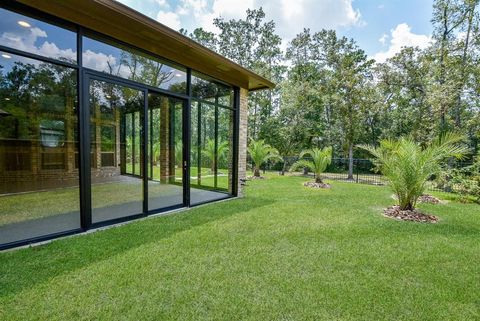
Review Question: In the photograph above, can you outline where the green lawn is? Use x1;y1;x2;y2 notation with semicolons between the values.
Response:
1;175;479;320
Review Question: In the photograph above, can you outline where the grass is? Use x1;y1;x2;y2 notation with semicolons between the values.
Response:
1;174;479;320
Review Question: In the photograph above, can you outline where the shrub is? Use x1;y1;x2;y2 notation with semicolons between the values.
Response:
290;147;333;184
247;140;281;177
359;134;468;211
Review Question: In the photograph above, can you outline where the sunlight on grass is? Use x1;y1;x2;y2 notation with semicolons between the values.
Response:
0;175;478;320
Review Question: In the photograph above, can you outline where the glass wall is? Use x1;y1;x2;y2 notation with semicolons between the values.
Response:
0;51;80;244
147;93;184;211
0;5;238;248
83;36;187;94
89;79;144;223
190;72;235;205
0;8;77;63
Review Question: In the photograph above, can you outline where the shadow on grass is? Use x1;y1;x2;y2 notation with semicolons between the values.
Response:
0;196;274;297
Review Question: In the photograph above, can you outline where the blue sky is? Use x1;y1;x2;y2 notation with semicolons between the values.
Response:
117;0;434;62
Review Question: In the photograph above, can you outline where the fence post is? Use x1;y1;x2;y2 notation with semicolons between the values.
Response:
355;159;359;183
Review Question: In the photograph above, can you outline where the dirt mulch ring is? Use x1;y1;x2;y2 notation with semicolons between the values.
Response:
304;181;331;189
383;206;439;223
418;194;441;204
247;176;266;180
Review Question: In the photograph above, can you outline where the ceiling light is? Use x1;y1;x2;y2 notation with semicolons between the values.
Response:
175;73;183;77
18;20;31;28
105;95;112;99
1;54;12;59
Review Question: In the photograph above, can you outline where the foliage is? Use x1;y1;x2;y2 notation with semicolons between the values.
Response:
290;147;333;183
201;139;229;172
359;133;468;210
247;139;281;177
180;2;480;166
436;156;480;203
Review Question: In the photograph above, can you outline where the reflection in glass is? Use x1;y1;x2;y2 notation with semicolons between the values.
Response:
191;72;233;107
217;107;234;192
190;100;234;205
89;79;144;223
147;93;183;211
83;36;187;93
0;8;77;63
0;52;79;245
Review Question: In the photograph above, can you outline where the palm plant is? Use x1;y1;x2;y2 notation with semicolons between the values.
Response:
359;133;468;211
290;147;333;184
247;139;281;177
201;139;229;172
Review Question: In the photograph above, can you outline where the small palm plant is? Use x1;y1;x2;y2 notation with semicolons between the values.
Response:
359;133;468;211
201;139;229;172
290;147;333;184
247;139;281;177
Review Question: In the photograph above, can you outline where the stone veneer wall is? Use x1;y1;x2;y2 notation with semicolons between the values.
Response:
237;88;248;197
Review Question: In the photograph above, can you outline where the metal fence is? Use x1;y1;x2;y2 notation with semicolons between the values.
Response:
251;156;474;193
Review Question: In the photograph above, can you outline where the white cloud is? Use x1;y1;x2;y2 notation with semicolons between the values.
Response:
0;27;76;61
82;50;118;73
378;33;388;46
156;10;182;30
144;0;362;37
373;23;431;63
256;0;362;39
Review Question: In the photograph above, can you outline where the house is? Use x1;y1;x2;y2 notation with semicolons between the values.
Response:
0;0;274;250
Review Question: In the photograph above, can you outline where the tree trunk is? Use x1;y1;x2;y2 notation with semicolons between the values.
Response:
400;202;414;211
454;1;476;127
303;167;309;175
280;157;287;176
254;167;261;177
348;143;354;180
315;175;323;184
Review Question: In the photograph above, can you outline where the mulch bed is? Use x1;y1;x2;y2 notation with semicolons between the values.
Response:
304;181;331;189
418;194;441;204
383;206;439;223
247;176;266;180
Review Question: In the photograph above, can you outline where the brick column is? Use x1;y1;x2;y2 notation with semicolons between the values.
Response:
237;88;248;197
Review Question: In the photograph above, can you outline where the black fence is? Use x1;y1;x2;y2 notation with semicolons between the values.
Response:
249;156;474;193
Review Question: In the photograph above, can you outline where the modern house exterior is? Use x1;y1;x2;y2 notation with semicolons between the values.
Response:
0;0;274;250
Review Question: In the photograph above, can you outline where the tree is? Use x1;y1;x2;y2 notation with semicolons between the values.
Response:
214;8;284;140
186;28;218;51
290;147;333;184
313;30;374;179
247;139;281;177
201;139;229;172
376;47;434;145
430;0;480;134
359;133;468;210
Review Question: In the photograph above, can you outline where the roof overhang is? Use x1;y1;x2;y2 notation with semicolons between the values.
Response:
15;0;275;91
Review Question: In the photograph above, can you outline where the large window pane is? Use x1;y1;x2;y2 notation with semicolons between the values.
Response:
83;36;187;94
190;100;233;205
0;8;77;63
191;72;233;108
217;107;234;192
89;79;144;223
147;93;183;211
0;52;79;245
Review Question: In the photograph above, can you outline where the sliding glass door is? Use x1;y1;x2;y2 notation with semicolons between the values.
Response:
86;74;186;224
147;93;184;211
88;78;145;223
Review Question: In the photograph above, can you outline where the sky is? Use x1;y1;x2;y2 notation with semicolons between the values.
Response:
116;0;434;63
